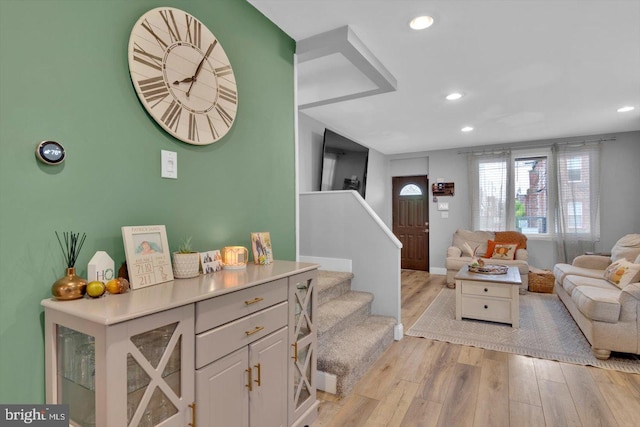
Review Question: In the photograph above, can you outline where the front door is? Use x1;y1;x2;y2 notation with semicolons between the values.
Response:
392;176;429;271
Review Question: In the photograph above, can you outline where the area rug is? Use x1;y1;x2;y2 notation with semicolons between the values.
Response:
406;288;640;373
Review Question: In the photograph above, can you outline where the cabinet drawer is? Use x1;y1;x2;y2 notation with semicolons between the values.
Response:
196;302;288;369
195;278;287;334
461;281;513;298
461;296;512;323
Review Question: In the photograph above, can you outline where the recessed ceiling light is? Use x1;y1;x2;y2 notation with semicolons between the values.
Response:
617;106;635;113
461;126;474;132
446;92;463;101
409;16;434;30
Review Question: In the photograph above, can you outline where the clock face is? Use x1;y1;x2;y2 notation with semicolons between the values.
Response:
128;7;238;145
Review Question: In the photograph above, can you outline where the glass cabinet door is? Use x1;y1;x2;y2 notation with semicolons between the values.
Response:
127;323;182;426
289;271;317;421
56;326;96;427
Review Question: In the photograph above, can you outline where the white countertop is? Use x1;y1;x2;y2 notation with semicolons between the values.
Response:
41;260;317;325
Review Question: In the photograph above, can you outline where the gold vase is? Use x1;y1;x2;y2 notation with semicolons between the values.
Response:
51;267;88;300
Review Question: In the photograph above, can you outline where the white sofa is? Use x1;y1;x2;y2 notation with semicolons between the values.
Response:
553;234;640;359
446;229;529;293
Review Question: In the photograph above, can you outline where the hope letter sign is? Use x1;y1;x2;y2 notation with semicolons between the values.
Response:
88;251;115;283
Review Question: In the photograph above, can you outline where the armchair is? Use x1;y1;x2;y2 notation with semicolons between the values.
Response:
445;229;529;293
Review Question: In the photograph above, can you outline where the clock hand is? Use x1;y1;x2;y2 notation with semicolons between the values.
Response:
186;42;216;97
173;77;194;85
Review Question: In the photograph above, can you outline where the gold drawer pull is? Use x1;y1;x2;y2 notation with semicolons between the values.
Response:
254;363;262;387
246;368;253;391
188;403;196;427
244;297;264;305
245;326;265;336
291;342;298;362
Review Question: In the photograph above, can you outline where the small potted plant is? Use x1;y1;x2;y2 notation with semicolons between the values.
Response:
172;237;200;279
51;231;88;300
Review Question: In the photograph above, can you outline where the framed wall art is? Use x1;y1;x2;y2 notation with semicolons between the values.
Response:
121;225;174;289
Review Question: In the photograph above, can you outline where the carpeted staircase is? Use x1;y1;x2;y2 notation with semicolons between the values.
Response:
317;270;396;397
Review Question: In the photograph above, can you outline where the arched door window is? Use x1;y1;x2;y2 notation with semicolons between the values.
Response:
399;183;422;196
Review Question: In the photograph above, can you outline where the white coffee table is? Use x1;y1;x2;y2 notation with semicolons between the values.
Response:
455;265;522;328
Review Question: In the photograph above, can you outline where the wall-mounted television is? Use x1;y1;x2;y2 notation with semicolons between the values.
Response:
320;129;369;198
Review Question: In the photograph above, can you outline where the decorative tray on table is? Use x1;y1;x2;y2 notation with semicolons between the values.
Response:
468;264;509;275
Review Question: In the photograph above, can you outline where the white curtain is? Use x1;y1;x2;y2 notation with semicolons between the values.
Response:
468;150;512;231
551;142;602;263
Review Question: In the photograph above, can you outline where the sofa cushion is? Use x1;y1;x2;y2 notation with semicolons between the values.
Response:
494;231;528;250
603;259;640;289
452;229;494;256
491;243;518;260
571;286;621;323
553;263;605;285
561;274;617;296
610;233;640;263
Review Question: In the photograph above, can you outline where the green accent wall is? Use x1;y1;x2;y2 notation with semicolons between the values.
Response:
0;0;295;403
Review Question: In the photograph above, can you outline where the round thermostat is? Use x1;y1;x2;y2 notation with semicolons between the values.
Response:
36;140;65;165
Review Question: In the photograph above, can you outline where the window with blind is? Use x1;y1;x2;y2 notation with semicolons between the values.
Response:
514;156;548;234
472;151;551;235
470;145;599;238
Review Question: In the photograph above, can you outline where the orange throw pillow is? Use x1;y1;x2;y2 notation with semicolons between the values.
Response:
483;240;497;259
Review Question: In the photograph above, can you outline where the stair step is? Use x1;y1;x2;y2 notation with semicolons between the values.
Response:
317;291;373;347
318;271;354;306
318;315;396;397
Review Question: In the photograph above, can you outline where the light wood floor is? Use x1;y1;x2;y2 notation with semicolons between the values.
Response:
314;270;640;427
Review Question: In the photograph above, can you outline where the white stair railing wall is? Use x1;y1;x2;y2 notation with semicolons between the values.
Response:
298;190;404;339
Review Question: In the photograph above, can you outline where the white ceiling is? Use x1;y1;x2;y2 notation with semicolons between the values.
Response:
247;0;640;155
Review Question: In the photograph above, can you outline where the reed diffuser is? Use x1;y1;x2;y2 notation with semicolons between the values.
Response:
51;231;88;300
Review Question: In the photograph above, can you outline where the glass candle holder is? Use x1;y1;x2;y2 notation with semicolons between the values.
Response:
221;246;248;270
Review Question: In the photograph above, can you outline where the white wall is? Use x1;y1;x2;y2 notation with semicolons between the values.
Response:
298;116;640;271
299;191;401;325
425;131;640;270
599;131;640;249
389;156;429;177
299;112;391;224
298;113;324;193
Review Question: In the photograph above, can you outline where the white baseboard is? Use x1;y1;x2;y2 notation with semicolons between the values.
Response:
299;256;352;273
316;370;337;394
430;267;447;275
394;323;404;340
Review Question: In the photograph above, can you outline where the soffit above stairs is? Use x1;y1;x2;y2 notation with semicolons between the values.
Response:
296;26;397;109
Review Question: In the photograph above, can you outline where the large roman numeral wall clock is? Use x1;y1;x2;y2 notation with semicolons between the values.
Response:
128;7;238;145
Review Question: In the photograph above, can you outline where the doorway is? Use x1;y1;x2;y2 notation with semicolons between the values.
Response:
392;176;430;271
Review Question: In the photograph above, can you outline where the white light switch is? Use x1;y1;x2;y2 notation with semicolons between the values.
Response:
441;211;449;218
438;202;449;211
161;150;177;179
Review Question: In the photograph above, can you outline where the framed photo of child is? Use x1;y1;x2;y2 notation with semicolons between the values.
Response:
121;225;173;289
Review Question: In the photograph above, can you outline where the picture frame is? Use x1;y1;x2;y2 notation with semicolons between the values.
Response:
250;232;273;265
121;225;174;289
201;250;223;274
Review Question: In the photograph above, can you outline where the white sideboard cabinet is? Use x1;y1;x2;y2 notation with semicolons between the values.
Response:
42;261;318;427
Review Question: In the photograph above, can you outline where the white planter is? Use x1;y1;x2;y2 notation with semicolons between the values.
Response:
172;252;200;279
